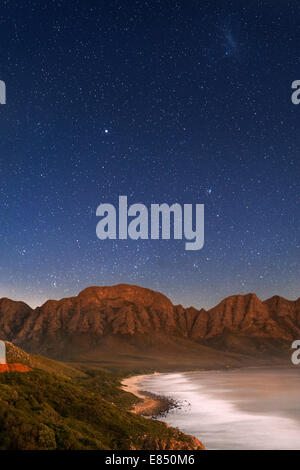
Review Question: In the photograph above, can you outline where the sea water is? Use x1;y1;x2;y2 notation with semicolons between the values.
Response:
137;368;300;450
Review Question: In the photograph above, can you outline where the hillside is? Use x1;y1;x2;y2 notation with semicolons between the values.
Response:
0;285;299;366
0;342;204;450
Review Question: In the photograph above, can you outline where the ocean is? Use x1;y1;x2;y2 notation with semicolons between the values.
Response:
136;368;300;450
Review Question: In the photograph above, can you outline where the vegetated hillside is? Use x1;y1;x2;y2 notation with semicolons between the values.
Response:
0;285;299;365
0;343;204;450
5;340;86;379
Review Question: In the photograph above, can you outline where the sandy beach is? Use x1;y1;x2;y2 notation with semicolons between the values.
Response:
121;373;172;417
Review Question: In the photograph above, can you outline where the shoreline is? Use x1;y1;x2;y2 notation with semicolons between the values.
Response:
120;367;255;418
122;368;300;450
121;373;178;417
121;365;292;418
121;372;206;450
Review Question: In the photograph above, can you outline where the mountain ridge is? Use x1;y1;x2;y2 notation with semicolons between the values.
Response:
2;286;299;314
0;284;299;364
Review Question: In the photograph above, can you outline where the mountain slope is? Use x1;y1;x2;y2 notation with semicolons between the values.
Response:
0;285;298;363
0;344;204;450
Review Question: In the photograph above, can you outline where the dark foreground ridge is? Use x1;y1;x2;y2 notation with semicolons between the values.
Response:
0;341;204;450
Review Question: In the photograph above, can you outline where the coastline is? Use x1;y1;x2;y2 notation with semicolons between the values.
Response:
123;368;300;450
121;373;177;417
121;372;205;450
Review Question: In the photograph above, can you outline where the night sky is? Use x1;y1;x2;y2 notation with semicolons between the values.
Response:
0;0;299;309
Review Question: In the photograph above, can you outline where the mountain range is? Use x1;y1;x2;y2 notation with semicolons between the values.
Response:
0;284;299;368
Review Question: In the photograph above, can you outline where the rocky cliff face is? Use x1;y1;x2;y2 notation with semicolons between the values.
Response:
190;293;300;340
0;285;299;360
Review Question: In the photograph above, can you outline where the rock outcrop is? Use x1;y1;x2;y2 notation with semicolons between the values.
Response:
0;363;32;373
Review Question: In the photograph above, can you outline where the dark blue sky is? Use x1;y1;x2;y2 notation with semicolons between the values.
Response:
0;0;299;308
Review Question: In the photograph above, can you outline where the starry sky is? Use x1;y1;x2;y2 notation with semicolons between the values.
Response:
0;0;299;309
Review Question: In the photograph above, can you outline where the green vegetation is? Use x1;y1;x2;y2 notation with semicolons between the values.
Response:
0;365;198;450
